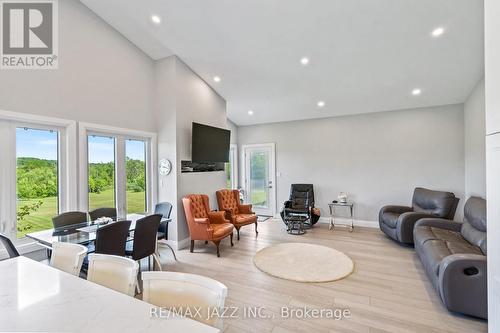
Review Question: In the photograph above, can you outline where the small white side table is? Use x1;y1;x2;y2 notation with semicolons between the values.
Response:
328;202;354;232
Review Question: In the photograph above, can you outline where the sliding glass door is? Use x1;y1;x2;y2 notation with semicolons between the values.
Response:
85;132;151;218
126;139;147;214
87;135;116;211
16;127;60;238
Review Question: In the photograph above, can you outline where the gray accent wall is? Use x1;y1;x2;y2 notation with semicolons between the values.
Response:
237;104;465;223
464;78;486;198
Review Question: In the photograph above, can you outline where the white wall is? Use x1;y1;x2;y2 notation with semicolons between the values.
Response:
485;0;500;328
227;120;239;144
175;59;227;243
237;104;465;223
464;79;486;198
0;0;156;132
155;56;179;242
155;56;227;245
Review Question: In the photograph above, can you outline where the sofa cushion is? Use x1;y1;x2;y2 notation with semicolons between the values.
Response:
414;226;464;248
418;236;482;276
234;213;257;226
381;212;400;228
212;223;234;239
461;197;487;254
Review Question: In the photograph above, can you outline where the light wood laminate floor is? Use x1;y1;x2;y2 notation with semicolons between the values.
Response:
155;219;487;333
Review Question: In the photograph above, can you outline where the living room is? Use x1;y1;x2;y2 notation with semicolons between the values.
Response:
0;0;497;332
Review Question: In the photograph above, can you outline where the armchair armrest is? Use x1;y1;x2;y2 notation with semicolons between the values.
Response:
438;254;487;319
379;205;412;215
208;211;229;224
415;218;462;232
397;212;435;244
158;218;172;234
283;200;293;208
194;217;209;224
190;217;214;240
238;203;254;214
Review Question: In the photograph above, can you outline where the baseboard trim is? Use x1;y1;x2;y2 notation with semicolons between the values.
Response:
317;216;379;229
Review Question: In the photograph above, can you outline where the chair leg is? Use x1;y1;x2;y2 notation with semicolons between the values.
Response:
230;232;234;246
213;240;221;257
255;221;259;235
152;253;163;271
190;240;194;253
148;256;151;271
205;240;208;244
136;260;142;294
236;227;240;240
164;243;177;261
157;239;177;261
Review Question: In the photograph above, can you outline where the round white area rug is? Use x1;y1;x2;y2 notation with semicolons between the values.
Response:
253;243;354;282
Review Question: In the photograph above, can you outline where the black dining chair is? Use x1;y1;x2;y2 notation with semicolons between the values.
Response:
94;220;131;256
154;202;177;260
89;207;117;221
125;214;162;271
52;211;88;229
0;233;19;259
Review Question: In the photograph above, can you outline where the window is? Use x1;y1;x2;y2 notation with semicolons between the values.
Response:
87;135;116;211
126;139;147;214
16;127;59;238
81;124;155;219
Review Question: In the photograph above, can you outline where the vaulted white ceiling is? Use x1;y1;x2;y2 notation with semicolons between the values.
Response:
80;0;484;126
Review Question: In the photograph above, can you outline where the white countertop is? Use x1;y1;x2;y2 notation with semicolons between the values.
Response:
0;256;219;333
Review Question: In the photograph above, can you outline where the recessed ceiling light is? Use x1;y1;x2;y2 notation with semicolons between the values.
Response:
412;88;422;96
213;76;221;83
248;110;254;115
317;100;325;108
431;27;445;37
151;15;161;24
300;57;310;66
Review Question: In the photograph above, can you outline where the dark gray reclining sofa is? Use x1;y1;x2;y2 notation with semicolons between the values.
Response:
379;187;459;244
414;197;487;319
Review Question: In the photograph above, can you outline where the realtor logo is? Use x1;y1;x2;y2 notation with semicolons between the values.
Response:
1;0;58;69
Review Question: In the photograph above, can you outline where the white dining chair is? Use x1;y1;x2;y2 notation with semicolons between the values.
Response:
50;242;87;276
142;271;228;329
87;254;139;297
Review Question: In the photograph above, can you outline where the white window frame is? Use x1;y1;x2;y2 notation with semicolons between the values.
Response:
227;144;238;189
78;122;157;219
0;110;76;245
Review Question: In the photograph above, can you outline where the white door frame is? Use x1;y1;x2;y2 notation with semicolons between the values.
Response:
228;143;238;189
241;143;276;216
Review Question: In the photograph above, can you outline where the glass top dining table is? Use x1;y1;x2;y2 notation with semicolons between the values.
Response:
26;214;169;248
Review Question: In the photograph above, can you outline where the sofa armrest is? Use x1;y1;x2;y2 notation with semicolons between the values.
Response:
397;212;435;244
415;218;462;232
438;254;487;319
208;211;229;224
238;204;253;214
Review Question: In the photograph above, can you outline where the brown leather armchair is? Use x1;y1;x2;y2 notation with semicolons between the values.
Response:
182;194;234;257
216;189;258;240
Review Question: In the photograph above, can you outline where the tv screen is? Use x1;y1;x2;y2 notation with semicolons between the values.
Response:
191;122;230;163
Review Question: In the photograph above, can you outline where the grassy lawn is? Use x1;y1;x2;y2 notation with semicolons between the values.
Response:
17;188;146;238
251;189;266;207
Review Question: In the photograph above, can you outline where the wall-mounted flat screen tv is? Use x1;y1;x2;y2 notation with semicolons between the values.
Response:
191;122;230;163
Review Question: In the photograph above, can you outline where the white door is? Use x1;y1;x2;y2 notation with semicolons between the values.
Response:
243;144;276;216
